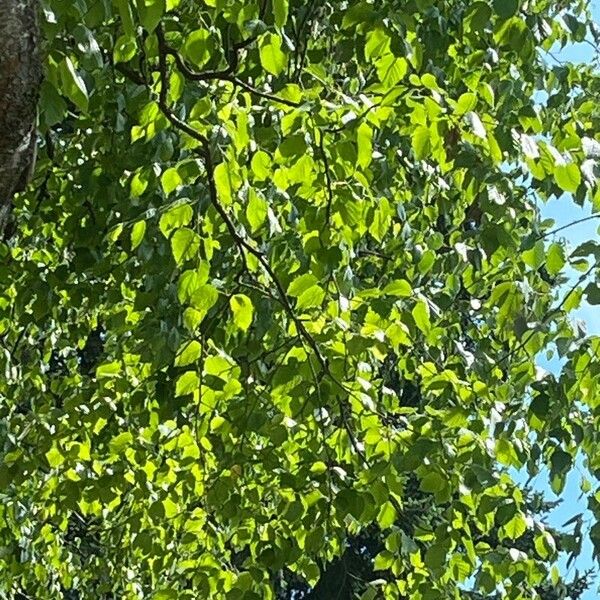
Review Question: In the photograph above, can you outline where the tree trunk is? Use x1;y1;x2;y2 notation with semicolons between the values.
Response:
0;0;42;237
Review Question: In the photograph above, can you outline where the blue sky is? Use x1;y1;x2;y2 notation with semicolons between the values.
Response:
522;2;599;594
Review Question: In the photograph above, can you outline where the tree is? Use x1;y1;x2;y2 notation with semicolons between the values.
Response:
0;0;42;235
1;0;600;598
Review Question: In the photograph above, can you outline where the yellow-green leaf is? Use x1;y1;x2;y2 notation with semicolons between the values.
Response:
412;299;431;334
357;122;373;169
546;242;565;275
171;228;200;265
273;0;289;28
131;220;146;250
175;340;202;367
161;167;183;196
251;151;271;180
412;125;431;160
554;163;581;193
176;371;199;396
214;162;234;205
230;294;254;331
184;29;212;67
159;203;193;237
246;189;268;232
259;33;287;76
501;512;527;540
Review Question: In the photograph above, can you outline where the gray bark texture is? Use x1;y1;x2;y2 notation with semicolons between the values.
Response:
0;0;42;237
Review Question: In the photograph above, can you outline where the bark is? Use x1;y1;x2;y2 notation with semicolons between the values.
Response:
0;0;42;237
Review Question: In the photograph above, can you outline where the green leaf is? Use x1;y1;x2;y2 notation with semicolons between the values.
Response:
113;35;137;63
412;126;431;160
412;299;431;334
376;55;408;86
109;432;133;454
534;531;556;559
246;189;268;232
184;29;212;67
177;265;209;303
374;551;394;571
420;472;445;493
214;162;234;205
335;489;365;519
522;240;545;269
376;501;397;529
171;228;200;265
131;221;146;250
189;284;219;313
365;29;391;61
383;279;412;297
136;0;165;31
493;0;518;19
455;92;477;116
501;513;527;540
46;446;65;468
310;461;327;475
273;0;289;28
551;449;572;475
160;203;194;237
161;168;183;196
183;307;205;332
495;438;518;467
554;163;581;193
424;544;447;570
115;0;135;36
175;340;202;367
176;371;199;396
586;283;600;305
230;294;254;331
288;273;318;297
131;170;150;197
59;57;89;112
546;242;565;275
259;33;287;76
357;122;373;169
370;197;393;242
251;151;271;180
154;590;177;600
464;2;492;31
96;361;121;379
296;285;325;310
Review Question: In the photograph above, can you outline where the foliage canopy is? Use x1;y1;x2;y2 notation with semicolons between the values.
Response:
2;0;600;598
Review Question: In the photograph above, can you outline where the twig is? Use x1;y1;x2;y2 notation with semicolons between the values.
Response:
316;126;334;231
201;141;328;372
163;44;300;108
496;262;596;367
535;215;600;241
156;26;209;146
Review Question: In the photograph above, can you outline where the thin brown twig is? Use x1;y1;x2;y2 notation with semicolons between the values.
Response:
156;26;209;146
201;141;328;372
496;262;596;367
316;126;334;231
163;44;300;108
535;215;600;241
154;24;327;374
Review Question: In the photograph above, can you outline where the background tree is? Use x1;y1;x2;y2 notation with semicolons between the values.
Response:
1;0;600;598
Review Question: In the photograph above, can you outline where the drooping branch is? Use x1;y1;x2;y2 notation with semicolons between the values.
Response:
0;0;42;236
154;24;327;373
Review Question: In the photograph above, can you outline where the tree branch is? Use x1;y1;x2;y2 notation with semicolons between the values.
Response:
163;43;300;108
154;24;327;373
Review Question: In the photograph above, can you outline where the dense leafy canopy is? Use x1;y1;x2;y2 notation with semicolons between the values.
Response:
2;0;600;598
